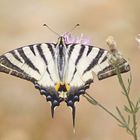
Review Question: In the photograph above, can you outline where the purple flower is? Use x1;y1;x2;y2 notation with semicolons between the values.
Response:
63;33;91;45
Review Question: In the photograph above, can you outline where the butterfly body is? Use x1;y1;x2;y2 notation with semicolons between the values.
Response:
0;34;130;127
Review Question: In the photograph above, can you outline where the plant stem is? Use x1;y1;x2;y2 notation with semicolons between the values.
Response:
133;114;137;140
115;67;133;111
83;66;138;140
83;93;133;135
83;93;122;124
115;66;138;140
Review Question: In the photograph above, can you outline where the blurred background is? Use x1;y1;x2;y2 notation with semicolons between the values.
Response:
0;0;140;140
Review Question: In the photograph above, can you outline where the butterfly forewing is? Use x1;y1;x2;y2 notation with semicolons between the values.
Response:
0;43;59;86
66;43;130;89
66;44;106;87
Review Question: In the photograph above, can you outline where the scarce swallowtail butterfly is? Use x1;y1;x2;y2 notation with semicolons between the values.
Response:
0;30;130;127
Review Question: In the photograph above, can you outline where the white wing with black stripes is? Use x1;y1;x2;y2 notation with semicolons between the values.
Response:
66;43;130;87
0;36;130;127
0;43;59;86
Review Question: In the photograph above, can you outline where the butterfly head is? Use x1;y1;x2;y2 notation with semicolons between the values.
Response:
57;36;66;45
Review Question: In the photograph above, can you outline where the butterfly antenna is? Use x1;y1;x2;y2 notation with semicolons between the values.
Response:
69;24;80;34
43;24;60;37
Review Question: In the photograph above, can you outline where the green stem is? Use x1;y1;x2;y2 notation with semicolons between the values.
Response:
83;65;138;140
115;67;134;112
83;93;134;135
83;93;122;123
133;114;137;140
115;66;138;140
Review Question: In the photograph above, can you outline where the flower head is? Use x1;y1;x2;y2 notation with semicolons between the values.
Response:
106;36;123;65
63;33;91;45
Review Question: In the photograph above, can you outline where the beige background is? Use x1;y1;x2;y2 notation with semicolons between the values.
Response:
0;0;140;140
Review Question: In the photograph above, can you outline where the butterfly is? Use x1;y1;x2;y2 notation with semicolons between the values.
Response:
0;32;130;127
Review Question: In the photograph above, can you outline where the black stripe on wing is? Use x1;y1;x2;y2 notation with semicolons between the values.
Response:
17;48;40;74
46;67;54;82
10;50;22;63
70;67;77;82
47;43;55;58
83;48;104;74
0;55;24;73
75;45;85;65
68;44;75;59
100;55;107;64
86;45;93;56
36;44;48;65
0;55;36;82
29;45;36;55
